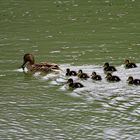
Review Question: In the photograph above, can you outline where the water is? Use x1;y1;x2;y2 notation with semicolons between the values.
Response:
0;0;140;139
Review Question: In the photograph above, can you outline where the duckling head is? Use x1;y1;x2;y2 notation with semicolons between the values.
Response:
125;59;129;64
127;76;133;82
106;72;112;79
104;62;109;68
91;71;96;76
77;69;83;77
66;68;70;73
67;78;73;84
78;69;83;74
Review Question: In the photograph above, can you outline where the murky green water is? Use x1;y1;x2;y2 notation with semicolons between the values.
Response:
0;0;140;139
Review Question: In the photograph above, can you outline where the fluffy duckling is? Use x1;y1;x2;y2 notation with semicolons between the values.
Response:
91;71;102;81
20;53;60;73
67;78;84;89
127;76;140;85
66;68;77;76
106;73;120;82
103;62;117;73
77;69;89;80
124;59;137;69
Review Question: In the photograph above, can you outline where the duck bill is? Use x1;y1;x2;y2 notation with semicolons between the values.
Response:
20;61;26;70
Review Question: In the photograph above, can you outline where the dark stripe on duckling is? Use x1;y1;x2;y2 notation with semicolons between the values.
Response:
106;73;120;82
21;53;60;73
91;71;102;81
103;62;117;73
124;59;137;69
67;78;84;89
66;68;77;76
78;69;89;80
127;76;140;85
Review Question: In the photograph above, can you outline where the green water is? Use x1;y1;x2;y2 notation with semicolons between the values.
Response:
0;0;140;139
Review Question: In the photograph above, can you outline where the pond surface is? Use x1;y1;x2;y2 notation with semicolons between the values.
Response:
0;0;140;139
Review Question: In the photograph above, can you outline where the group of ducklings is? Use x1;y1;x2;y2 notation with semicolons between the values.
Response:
66;59;140;89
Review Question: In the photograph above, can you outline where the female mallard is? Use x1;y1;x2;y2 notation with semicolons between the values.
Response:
127;76;140;85
106;73;120;82
20;53;60;73
91;71;102;81
66;68;77;76
103;62;117;73
124;59;137;69
67;78;84;89
78;69;89;80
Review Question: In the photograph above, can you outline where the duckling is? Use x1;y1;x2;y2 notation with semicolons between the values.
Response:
124;59;137;69
127;76;140;85
20;53;60;73
91;71;102;81
106;73;120;82
103;62;117;73
67;78;84;89
66;68;77;76
77;69;89;80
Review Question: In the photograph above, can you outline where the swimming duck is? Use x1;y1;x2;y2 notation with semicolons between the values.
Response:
91;71;102;81
20;53;60;73
106;73;120;82
127;76;140;85
67;78;84;89
66;68;77;76
124;59;137;69
77;69;89;80
103;62;117;73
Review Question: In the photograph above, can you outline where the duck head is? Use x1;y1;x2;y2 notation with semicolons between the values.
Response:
21;53;35;70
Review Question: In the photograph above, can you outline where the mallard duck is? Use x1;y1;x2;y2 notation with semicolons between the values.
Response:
67;78;84;88
124;59;137;69
77;69;89;80
127;76;140;85
91;71;102;81
103;62;117;73
20;53;60;73
66;68;77;76
106;73;120;82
